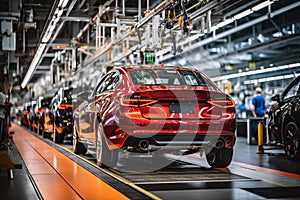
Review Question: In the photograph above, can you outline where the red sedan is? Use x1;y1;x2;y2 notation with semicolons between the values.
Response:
73;65;236;168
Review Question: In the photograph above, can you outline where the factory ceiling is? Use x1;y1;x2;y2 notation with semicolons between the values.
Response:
1;0;300;99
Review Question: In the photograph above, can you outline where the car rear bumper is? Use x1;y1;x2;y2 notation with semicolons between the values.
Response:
103;114;236;151
107;131;235;152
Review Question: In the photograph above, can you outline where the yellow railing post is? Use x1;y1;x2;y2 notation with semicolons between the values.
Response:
257;122;264;154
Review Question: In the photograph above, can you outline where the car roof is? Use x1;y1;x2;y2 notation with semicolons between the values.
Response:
118;65;197;72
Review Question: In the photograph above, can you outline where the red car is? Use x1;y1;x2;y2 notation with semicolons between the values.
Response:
73;65;236;168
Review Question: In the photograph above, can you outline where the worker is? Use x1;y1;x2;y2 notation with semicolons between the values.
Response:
252;87;266;118
251;87;266;143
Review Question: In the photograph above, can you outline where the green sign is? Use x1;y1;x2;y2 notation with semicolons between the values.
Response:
145;50;155;64
9;63;17;70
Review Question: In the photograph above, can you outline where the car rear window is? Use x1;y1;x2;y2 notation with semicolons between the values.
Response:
129;68;212;86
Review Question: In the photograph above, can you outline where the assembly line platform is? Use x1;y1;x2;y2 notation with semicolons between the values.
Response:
1;123;300;200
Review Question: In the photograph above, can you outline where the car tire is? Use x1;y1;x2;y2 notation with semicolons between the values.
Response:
53;128;64;143
283;121;300;160
96;123;118;168
206;148;233;168
37;122;41;135
34;123;38;133
42;129;50;138
73;125;87;154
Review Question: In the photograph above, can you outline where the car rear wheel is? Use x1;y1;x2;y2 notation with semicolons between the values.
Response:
37;122;40;134
53;128;64;143
96;123;118;168
283;121;300;160
37;122;42;135
72;125;87;154
42;127;50;138
206;148;233;168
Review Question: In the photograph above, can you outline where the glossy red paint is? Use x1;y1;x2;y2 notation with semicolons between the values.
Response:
73;65;236;168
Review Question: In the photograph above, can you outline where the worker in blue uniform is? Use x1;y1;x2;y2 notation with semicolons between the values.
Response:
251;87;266;142
252;87;266;118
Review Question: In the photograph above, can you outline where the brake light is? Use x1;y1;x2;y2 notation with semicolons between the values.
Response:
58;104;73;110
198;107;220;119
37;108;44;114
207;99;235;108
121;96;158;107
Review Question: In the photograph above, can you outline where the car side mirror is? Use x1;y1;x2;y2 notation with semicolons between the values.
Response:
271;94;280;102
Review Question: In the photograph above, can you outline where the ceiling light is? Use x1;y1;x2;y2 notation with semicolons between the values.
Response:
21;43;47;88
212;63;300;81
21;0;70;88
252;1;273;11
234;10;253;20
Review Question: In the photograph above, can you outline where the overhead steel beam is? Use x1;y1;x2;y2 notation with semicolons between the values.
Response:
61;16;90;22
161;1;300;62
36;65;51;70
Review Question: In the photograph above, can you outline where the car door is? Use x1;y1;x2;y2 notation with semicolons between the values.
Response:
92;71;120;145
286;79;300;124
95;71;120;120
279;76;300;130
78;73;114;144
46;92;58;132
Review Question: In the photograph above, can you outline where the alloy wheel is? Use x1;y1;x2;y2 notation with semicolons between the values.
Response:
284;122;300;160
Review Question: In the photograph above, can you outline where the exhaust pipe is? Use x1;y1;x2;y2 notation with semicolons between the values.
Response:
215;139;225;149
138;139;150;151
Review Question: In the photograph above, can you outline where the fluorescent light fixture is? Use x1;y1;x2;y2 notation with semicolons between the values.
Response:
212;63;300;82
57;9;64;17
21;0;70;88
61;0;69;8
216;18;234;28
244;73;300;84
58;0;69;8
21;43;47;88
54;17;60;24
234;10;253;20
215;0;274;29
252;1;273;11
172;0;278;53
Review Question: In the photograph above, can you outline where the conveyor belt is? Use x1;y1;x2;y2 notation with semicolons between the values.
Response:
115;166;252;185
37;136;155;200
14;124;156;200
13;123;300;200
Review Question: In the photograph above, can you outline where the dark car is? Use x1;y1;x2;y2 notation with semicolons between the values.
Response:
27;100;37;131
20;103;28;127
29;99;40;133
36;95;53;135
21;101;33;128
73;65;236;168
44;87;73;143
268;75;300;160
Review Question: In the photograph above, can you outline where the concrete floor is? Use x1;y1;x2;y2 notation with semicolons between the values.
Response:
2;124;300;200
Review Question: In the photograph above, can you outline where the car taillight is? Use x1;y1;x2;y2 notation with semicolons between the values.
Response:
58;104;73;110
198;107;221;119
37;108;44;113
121;96;158;107
207;99;235;108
